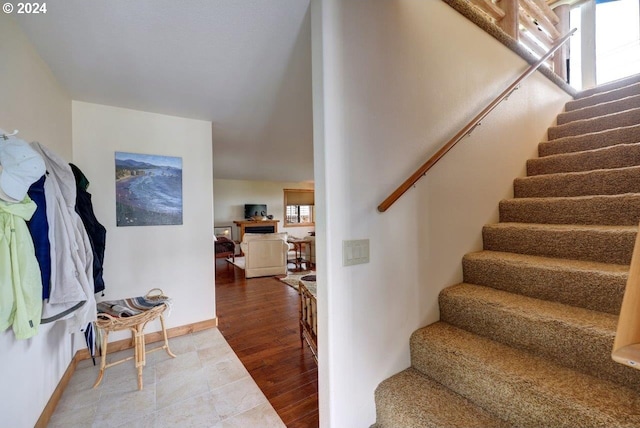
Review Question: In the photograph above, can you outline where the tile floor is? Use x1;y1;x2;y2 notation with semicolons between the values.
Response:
48;328;286;428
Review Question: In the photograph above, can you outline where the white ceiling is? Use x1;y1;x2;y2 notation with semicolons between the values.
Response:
15;0;314;182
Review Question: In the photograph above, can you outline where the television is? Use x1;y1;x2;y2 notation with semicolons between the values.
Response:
244;204;267;219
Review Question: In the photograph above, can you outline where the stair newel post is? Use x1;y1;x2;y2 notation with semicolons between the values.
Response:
612;220;640;370
553;4;570;82
497;0;519;39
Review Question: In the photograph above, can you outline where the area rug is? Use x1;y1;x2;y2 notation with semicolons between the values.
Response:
227;256;245;270
278;271;316;290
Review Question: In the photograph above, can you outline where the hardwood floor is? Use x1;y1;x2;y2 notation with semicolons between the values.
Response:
215;260;319;427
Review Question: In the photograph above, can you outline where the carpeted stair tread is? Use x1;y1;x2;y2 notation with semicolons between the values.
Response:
373;74;640;428
576;73;640;99
566;81;640;112
548;107;640;140
513;165;640;198
528;142;640;175
499;194;640;226
462;250;627;314
439;283;640;391
482;222;637;265
410;322;640;428
539;124;640;157
558;93;640;125
374;367;513;428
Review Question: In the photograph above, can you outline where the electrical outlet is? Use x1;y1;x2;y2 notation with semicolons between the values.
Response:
343;239;369;266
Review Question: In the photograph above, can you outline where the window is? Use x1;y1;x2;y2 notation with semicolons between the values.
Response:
569;0;640;90
595;0;640;85
284;189;314;227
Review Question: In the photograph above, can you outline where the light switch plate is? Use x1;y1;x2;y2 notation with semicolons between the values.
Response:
343;239;370;266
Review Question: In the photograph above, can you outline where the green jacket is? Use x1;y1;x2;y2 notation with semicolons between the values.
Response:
0;197;42;339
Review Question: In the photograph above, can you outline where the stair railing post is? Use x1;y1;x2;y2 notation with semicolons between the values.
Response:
612;220;640;370
497;0;519;39
553;4;571;82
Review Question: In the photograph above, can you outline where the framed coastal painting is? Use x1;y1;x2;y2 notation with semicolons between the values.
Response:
115;151;183;226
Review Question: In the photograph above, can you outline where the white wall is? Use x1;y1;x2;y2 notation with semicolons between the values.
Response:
213;179;315;241
72;102;215;341
0;14;74;428
0;15;72;159
313;1;572;426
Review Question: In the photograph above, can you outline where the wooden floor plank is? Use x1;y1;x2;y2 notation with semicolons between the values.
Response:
215;259;319;427
279;392;320;426
288;411;320;428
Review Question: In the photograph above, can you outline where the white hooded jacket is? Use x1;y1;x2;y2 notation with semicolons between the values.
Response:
31;142;96;331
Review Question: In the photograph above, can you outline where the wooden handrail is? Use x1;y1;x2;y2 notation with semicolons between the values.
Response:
377;28;576;213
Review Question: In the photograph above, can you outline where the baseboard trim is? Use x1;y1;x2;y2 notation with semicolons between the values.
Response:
36;318;217;426
34;351;80;428
76;317;218;360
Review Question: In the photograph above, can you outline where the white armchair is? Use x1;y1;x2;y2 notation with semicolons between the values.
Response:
240;232;289;278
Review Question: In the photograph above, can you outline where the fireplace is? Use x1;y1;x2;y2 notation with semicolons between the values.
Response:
234;219;280;241
244;225;275;234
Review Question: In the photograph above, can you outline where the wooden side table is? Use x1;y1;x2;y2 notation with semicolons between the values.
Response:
288;238;314;271
298;279;317;362
92;289;176;390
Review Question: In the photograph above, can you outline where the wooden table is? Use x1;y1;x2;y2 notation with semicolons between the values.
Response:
288;237;313;271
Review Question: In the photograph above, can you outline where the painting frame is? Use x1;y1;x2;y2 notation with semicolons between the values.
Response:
115;151;183;227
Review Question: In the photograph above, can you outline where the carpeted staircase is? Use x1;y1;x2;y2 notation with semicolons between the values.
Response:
373;73;640;428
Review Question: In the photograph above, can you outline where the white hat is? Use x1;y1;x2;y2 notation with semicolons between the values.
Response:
0;135;46;202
